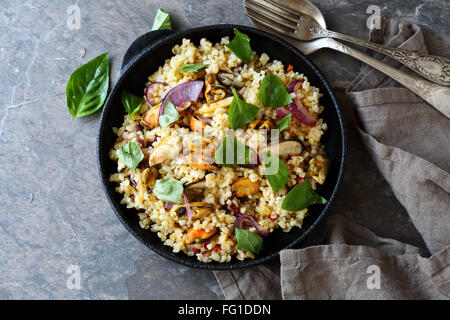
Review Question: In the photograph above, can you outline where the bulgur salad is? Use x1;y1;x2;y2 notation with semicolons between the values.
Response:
108;29;329;263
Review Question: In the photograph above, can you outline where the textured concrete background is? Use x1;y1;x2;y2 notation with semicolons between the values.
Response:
0;0;448;299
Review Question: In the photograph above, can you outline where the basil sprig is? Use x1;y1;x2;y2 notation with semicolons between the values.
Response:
235;228;263;254
66;53;109;118
259;74;292;108
277;114;291;132
151;8;172;31
215;135;253;168
153;178;184;203
121;90;143;117
159;99;179;128
177;64;208;73
116;141;144;172
281;180;327;211
226;28;253;64
264;152;289;193
228;88;259;130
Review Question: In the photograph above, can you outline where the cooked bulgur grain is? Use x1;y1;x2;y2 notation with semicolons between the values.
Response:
109;36;328;262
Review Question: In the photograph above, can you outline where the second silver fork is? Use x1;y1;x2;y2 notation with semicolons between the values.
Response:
245;0;450;86
244;0;450;118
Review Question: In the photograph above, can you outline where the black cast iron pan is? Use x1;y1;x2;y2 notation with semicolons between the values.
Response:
98;25;346;270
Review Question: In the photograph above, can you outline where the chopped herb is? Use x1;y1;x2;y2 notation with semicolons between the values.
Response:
66;53;109;118
159;99;179;128
153;178;184;203
259;73;292;108
116;141;144;173
235;228;263;254
176;64;208;73
281;180;327;211
277;114;291;132
228;88;259;129
121;90;144;117
151;8;172;31
226;28;253;64
264;152;289;192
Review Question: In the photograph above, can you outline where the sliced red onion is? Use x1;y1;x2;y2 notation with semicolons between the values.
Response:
183;193;192;223
286;79;302;93
130;177;137;187
289;98;316;127
276;80;298;118
235;214;271;237
164;202;174;210
133;125;146;147
145;82;168;106
276;106;290;118
159;80;204;122
287;80;316;127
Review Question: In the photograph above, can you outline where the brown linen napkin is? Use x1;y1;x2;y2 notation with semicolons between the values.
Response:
214;18;450;299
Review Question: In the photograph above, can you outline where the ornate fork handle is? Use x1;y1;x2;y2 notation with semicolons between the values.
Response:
319;38;450;118
309;27;450;86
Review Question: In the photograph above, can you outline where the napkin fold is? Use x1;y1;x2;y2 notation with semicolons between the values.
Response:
214;18;450;300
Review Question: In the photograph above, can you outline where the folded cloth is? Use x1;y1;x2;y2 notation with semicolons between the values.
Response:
214;18;450;300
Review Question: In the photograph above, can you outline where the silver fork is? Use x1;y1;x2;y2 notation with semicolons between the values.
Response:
244;0;450;86
244;0;450;118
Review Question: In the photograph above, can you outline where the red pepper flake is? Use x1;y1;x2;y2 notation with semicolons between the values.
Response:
212;245;221;251
269;215;278;222
192;248;200;254
151;135;161;146
296;177;305;184
287;64;294;72
229;203;240;215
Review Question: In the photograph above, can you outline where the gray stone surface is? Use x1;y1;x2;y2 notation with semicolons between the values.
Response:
0;0;448;299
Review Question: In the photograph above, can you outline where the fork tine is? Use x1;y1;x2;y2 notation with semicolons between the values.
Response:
244;8;294;36
262;0;301;19
244;0;298;29
245;0;299;27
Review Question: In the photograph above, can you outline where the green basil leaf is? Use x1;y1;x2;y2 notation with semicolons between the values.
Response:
121;90;143;117
228;88;259;130
258;73;292;108
153;178;184;204
151;8;172;30
66;52;109;118
277;114;291;132
215;135;252;168
226;28;252;64
264;152;289;193
116;141;144;173
281;180;327;211
235;228;263;254
159;99;179;128
177;64;208;73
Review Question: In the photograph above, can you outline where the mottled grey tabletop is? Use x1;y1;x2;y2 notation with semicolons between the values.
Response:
0;0;448;299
